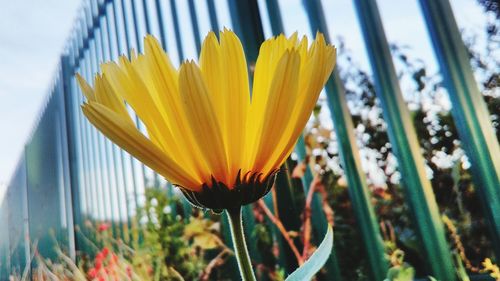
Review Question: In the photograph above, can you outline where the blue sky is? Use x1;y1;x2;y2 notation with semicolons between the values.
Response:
0;0;489;196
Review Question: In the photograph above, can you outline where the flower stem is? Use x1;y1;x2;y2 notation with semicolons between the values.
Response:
226;206;256;281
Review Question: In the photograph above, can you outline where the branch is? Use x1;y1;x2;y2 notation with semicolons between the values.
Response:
199;248;232;281
257;200;304;265
302;175;321;260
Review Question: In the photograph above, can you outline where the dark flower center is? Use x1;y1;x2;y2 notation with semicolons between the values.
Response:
178;169;280;214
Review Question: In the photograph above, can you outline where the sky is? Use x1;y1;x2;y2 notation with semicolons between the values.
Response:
0;0;81;193
0;0;489;197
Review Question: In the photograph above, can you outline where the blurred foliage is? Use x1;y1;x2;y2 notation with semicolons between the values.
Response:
289;5;499;280
134;188;206;280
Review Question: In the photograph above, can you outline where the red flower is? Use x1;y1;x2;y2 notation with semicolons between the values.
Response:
101;247;110;257
98;223;111;232
111;253;119;263
94;259;102;270
88;268;97;279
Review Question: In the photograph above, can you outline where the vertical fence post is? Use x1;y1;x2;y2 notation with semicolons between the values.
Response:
301;0;389;279
261;0;346;278
60;55;78;261
352;0;456;279
205;0;219;33
187;0;201;54
128;0;148;194
227;0;296;274
256;4;306;269
115;0;141;231
167;0;195;220
76;17;98;224
169;0;185;62
419;0;500;259
71;32;94;252
82;5;106;225
103;0;130;241
95;5;120;239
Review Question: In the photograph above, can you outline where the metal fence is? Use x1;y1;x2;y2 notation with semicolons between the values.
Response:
1;0;498;280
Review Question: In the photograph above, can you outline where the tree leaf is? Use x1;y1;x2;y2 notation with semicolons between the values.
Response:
285;225;333;281
192;232;222;250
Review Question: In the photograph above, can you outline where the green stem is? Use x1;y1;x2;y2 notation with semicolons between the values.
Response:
226;206;256;281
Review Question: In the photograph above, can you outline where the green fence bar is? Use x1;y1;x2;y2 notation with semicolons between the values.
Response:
419;0;500;258
169;0;185;62
352;0;456;279
110;0;135;241
71;37;95;252
104;1;130;240
206;0;219;33
301;0;389;279
88;19;112;225
115;0;141;222
260;1;344;278
75;23;96;222
61;54;81;259
187;0;201;54
230;0;341;279
260;0;318;273
154;0;166;48
95;15;119;238
82;47;104;223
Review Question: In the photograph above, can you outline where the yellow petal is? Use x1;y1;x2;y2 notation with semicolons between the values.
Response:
76;73;96;102
252;50;301;173
101;59;173;153
82;102;201;190
264;35;337;173
93;74;133;125
141;36;210;183
200;32;227;144
245;33;304;171
179;61;229;185
219;30;250;181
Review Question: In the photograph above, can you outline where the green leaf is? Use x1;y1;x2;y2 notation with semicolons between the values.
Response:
285;225;333;281
385;263;415;281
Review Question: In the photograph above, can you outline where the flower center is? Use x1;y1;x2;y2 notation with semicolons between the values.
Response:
178;169;280;213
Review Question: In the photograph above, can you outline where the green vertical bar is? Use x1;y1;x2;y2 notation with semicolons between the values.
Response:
105;1;130;241
76;17;94;232
111;0;135;242
93;23;116;236
75;25;95;225
169;0;185;61
294;138;343;281
129;0;149;194
69;29;92;250
270;160;303;274
262;0;345;278
82;7;102;225
167;0;194;219
96;12;120;239
61;55;79;260
187;0;201;54
352;0;456;279
300;0;389;279
419;0;500;258
225;0;282;271
154;0;167;49
205;0;219;32
83;43;104;224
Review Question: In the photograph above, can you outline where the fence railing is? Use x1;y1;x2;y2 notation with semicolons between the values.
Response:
1;0;498;280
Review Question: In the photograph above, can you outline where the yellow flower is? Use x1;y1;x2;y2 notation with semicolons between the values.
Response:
77;30;336;210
